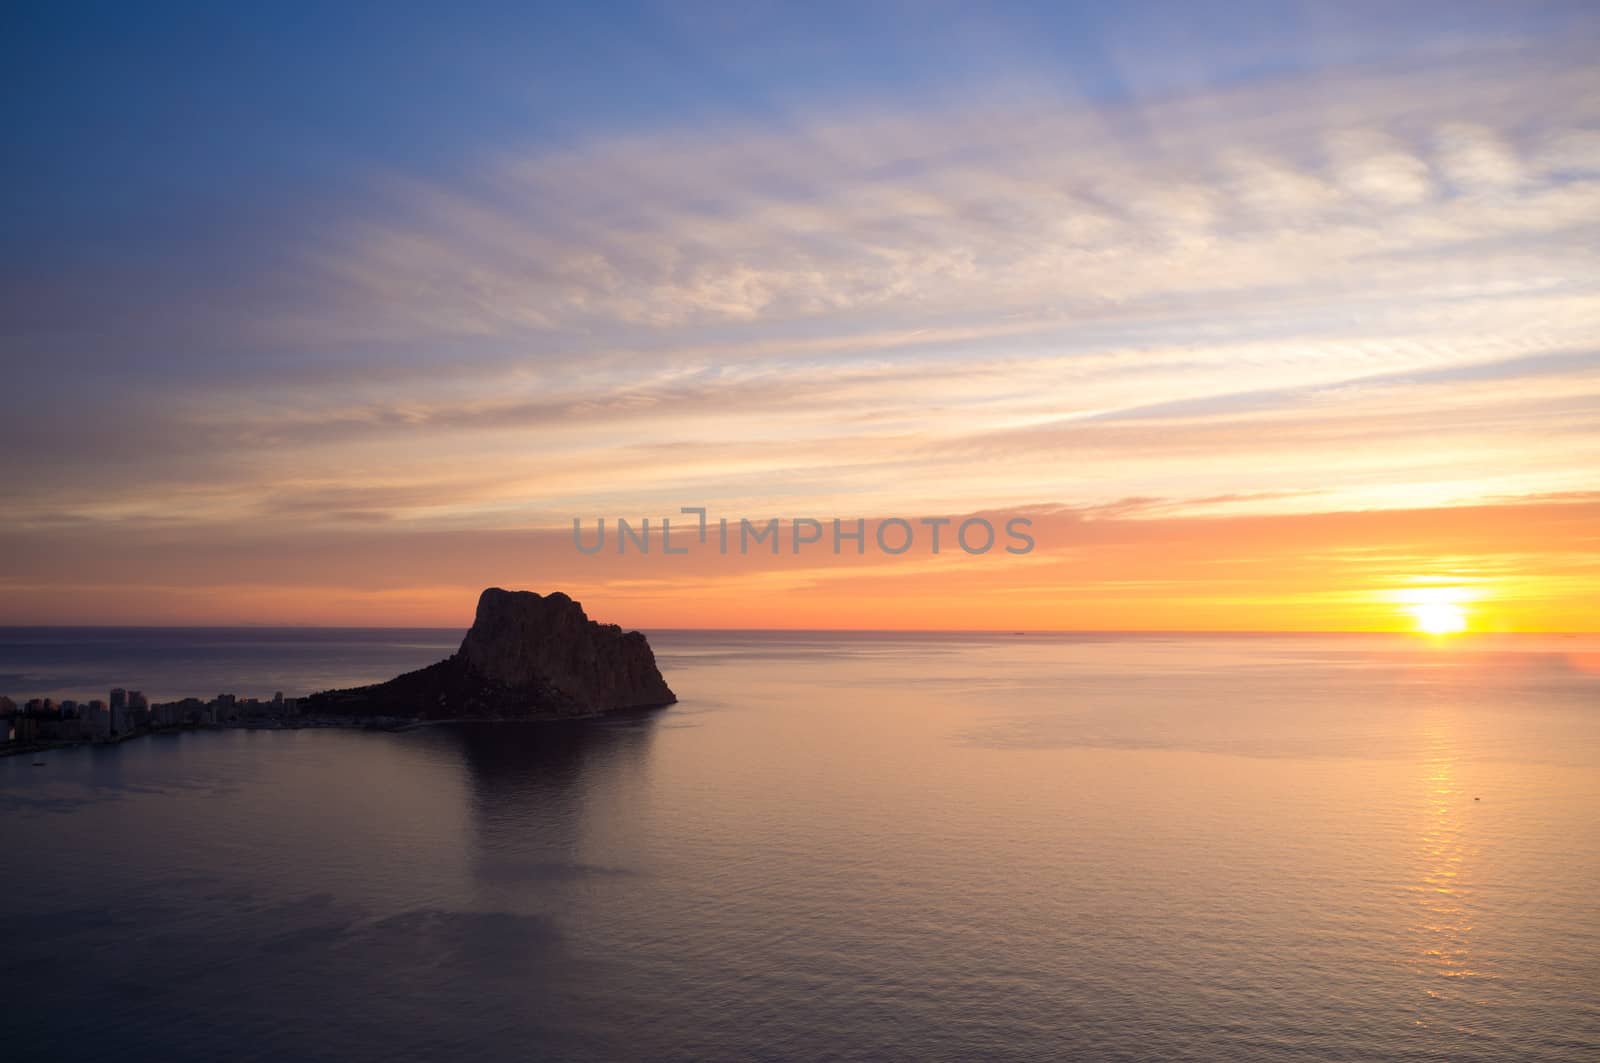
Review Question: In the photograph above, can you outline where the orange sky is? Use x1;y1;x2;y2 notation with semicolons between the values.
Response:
3;496;1595;632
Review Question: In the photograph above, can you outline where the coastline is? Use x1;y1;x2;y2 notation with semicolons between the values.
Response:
1;715;423;757
3;704;676;758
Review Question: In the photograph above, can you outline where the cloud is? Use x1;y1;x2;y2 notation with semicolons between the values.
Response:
4;39;1600;625
1434;122;1526;191
283;49;1598;346
1326;129;1433;206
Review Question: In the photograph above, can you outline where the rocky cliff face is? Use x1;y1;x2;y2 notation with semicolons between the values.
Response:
306;588;676;719
458;588;676;712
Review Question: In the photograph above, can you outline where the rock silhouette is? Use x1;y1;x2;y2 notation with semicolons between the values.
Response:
306;588;676;719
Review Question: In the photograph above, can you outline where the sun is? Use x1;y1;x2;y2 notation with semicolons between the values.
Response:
1409;600;1468;636
1391;585;1475;636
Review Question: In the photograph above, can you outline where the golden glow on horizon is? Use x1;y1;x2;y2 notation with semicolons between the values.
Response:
3;493;1598;632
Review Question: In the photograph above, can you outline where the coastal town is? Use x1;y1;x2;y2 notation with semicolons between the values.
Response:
0;688;340;756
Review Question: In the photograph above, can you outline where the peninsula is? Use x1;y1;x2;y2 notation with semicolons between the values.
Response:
303;588;677;720
2;589;677;755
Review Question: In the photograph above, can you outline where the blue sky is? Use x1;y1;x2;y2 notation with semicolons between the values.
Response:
9;1;1589;256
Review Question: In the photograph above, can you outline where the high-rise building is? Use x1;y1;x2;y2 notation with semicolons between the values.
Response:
110;688;127;712
86;701;110;739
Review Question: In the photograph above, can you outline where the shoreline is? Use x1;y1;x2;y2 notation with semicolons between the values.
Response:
1;716;420;757
3;703;676;758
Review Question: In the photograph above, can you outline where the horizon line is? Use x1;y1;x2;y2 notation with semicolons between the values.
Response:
0;624;1593;637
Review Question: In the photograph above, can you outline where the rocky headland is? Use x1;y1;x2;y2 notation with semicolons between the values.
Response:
304;588;676;720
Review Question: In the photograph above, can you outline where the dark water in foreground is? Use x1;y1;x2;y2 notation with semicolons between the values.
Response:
3;630;1599;1062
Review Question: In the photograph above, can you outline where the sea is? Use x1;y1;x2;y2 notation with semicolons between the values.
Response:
2;627;1598;1062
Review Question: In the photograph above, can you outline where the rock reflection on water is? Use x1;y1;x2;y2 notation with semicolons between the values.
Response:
443;714;662;892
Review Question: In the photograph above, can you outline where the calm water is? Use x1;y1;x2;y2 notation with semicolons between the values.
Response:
3;630;1599;1062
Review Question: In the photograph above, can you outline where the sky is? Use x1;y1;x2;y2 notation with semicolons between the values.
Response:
3;1;1599;631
